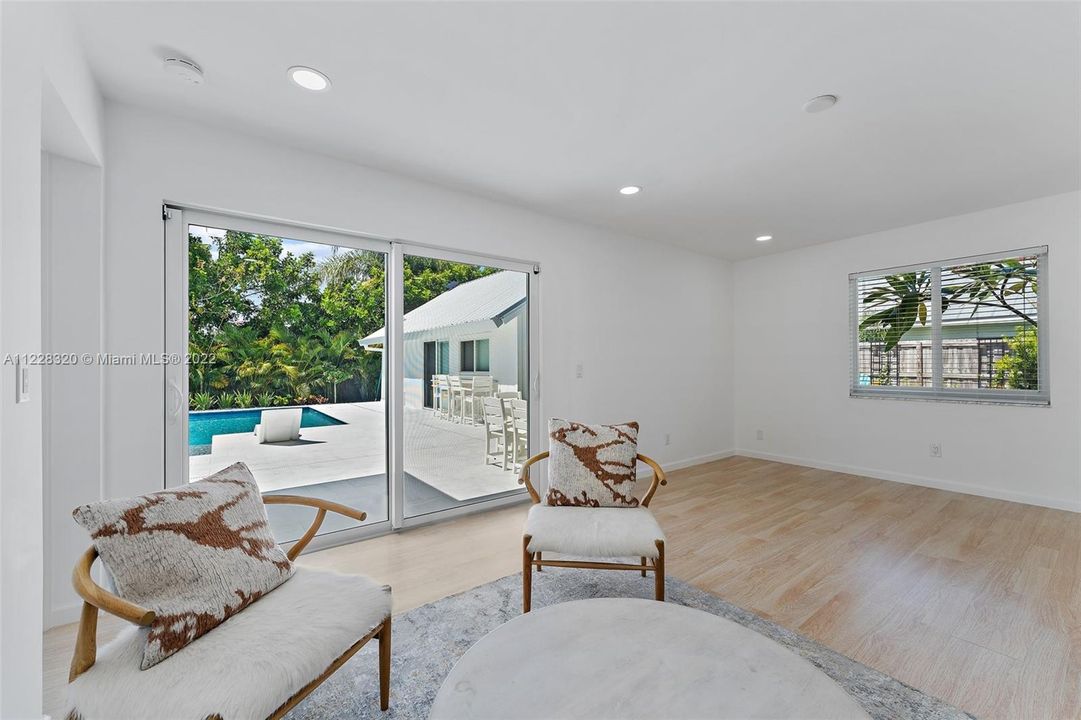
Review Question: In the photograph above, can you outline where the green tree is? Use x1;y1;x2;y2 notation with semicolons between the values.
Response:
318;248;382;287
942;259;1038;327
188;230;500;407
858;272;932;351
859;258;1038;351
312;330;361;401
994;329;1039;390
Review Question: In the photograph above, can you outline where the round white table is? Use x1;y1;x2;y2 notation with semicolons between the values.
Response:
429;598;871;720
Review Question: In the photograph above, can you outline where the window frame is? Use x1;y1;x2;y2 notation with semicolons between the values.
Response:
437;341;450;374
849;246;1049;406
459;337;491;373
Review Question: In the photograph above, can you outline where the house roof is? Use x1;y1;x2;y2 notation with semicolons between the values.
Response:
361;270;526;345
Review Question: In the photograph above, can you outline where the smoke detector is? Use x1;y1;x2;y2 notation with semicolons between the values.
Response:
803;94;838;113
163;57;205;85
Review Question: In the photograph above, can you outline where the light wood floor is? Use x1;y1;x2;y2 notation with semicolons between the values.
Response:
43;457;1081;719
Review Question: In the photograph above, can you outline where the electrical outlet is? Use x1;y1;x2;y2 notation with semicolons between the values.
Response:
665;433;671;446
929;442;942;458
756;429;764;441
575;363;583;379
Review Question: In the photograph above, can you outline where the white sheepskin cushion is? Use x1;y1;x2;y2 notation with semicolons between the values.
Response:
66;567;391;720
524;504;665;559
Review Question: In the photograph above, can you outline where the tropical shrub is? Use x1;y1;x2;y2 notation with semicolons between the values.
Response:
994;329;1039;390
256;392;276;408
190;392;216;411
233;391;254;409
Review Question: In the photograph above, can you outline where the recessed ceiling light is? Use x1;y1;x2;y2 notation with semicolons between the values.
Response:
803;94;838;113
162;57;204;85
619;186;641;195
288;66;331;92
756;235;773;242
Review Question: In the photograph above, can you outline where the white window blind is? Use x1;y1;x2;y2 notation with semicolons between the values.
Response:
850;247;1048;405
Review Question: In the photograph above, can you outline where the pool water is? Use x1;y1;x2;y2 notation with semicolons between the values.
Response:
189;407;345;455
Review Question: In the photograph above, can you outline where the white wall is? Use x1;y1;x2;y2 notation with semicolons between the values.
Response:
101;102;735;503
43;153;105;628
0;6;44;715
1;3;105;715
403;320;519;379
734;192;1081;511
402;320;518;408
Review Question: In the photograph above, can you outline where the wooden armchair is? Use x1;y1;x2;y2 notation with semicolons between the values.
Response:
518;451;668;612
68;495;391;720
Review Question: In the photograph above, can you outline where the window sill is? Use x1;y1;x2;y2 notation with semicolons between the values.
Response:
850;389;1050;407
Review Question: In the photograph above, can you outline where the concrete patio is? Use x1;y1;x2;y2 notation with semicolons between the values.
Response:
188;401;524;500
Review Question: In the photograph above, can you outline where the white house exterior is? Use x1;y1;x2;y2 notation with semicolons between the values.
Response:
361;270;528;407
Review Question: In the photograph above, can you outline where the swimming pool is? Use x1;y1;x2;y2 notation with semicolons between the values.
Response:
189;407;345;455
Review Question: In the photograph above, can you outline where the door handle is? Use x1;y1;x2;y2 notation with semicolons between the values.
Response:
167;378;183;421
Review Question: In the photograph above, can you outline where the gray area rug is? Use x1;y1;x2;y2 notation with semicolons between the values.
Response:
285;569;976;720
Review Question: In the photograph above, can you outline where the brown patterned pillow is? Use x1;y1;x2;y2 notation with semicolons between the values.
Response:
546;419;640;507
72;462;293;669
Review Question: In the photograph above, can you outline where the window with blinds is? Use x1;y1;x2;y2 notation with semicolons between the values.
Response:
850;247;1047;405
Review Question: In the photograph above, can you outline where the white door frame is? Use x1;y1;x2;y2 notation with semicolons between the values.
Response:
163;205;539;548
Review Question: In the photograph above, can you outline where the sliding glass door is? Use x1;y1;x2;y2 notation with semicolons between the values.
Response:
165;208;539;545
165;210;390;542
394;250;531;520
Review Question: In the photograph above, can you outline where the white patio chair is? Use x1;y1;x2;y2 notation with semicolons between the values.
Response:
447;376;464;422
437;376;453;420
463;376;494;426
482;396;508;469
254;408;302;444
508;399;528;471
431;374;448;416
495;390;521;400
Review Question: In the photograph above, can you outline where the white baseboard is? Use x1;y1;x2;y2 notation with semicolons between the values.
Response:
634;449;735;488
734;448;1081;513
48;600;83;630
663;449;736;471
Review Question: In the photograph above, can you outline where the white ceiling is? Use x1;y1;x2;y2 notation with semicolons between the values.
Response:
65;1;1080;260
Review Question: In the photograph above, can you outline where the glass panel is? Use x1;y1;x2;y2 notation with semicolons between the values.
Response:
852;249;1044;402
940;254;1039;390
396;254;529;518
187;224;388;541
476;338;490;372
460;340;474;371
855;270;933;387
438;341;450;373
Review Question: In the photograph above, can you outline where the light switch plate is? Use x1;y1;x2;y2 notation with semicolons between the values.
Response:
16;360;30;403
